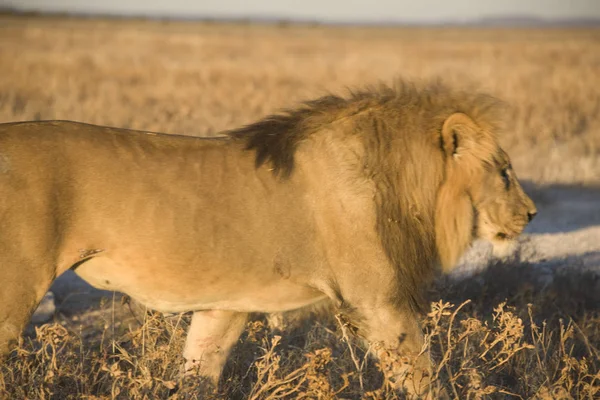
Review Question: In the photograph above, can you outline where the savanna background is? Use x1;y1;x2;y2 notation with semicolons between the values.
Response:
0;4;599;399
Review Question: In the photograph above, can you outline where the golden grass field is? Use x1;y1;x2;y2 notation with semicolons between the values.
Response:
0;14;599;399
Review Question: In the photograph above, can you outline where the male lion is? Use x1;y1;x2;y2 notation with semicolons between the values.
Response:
0;81;536;396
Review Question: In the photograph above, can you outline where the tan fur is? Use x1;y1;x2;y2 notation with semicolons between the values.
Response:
0;80;535;396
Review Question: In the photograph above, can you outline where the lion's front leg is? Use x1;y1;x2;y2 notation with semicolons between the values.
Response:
183;310;248;384
348;303;435;398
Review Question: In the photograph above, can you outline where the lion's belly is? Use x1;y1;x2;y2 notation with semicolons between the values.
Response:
73;256;327;313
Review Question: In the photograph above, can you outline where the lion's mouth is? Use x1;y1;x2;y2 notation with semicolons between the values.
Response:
495;232;515;240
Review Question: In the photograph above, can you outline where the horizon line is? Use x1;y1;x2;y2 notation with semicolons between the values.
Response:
2;8;600;28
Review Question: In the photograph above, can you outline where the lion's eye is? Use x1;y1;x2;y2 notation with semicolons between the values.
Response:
501;168;510;189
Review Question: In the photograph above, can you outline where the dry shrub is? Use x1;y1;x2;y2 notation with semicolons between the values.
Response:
1;262;598;399
1;310;193;399
247;336;348;399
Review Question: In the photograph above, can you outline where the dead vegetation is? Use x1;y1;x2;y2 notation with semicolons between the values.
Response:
0;14;599;399
1;262;599;399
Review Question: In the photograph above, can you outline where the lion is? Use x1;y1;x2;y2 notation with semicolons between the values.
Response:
0;80;536;397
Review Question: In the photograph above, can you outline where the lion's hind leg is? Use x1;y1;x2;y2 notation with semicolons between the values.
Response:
0;257;55;360
183;310;248;384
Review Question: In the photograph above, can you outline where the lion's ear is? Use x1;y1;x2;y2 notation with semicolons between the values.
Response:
441;113;481;158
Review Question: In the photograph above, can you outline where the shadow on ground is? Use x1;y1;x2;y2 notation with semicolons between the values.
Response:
522;181;600;234
434;255;600;330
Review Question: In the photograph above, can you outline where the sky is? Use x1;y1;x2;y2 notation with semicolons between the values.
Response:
2;0;599;24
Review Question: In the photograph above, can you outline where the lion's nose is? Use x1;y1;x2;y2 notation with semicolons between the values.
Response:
527;211;537;222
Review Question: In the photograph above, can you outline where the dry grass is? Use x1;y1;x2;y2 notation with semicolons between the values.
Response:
0;14;599;399
0;15;599;183
1;262;599;399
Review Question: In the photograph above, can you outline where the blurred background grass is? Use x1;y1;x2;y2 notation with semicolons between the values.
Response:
0;15;598;184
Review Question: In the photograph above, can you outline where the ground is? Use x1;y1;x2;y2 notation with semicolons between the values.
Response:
1;14;599;399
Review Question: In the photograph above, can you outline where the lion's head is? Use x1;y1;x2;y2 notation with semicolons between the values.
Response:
436;112;537;270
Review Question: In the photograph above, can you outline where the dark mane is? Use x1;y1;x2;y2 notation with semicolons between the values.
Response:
226;79;505;178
